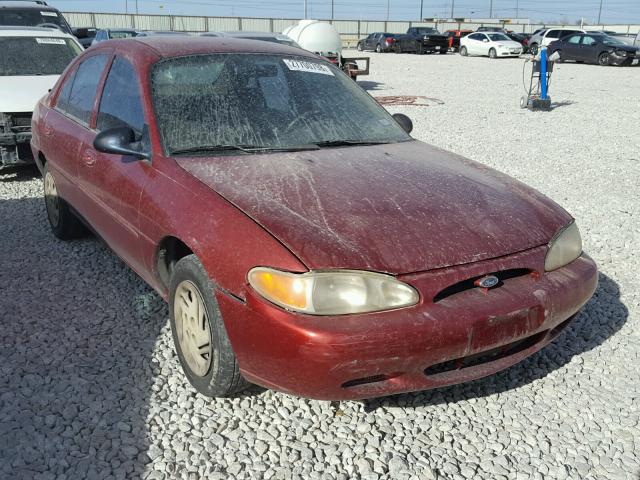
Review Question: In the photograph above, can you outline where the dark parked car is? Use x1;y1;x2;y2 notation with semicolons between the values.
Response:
445;29;473;52
357;32;397;52
31;37;596;400
72;26;96;48
0;0;72;34
549;33;639;66
395;27;449;54
506;32;530;53
92;28;142;45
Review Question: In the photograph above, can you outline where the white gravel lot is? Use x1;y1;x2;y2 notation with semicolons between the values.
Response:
1;51;639;480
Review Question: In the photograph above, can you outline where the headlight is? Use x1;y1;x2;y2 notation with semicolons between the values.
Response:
248;268;419;315
615;50;628;56
544;221;582;271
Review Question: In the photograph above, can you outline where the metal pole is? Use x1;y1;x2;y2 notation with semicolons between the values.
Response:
597;0;603;24
489;0;493;18
516;0;519;19
331;0;334;20
135;0;139;15
125;0;128;14
451;0;455;18
304;0;307;19
420;0;423;21
386;0;390;22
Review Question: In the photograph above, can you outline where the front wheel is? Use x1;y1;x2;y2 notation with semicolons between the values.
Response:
357;42;364;51
376;44;382;53
489;48;497;59
530;43;539;55
460;46;468;56
598;52;610;66
169;255;250;397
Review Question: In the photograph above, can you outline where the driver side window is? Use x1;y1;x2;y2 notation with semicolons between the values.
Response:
97;57;145;134
568;35;582;45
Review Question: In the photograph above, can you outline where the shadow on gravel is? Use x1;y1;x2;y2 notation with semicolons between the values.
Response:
0;165;40;183
0;196;168;479
363;272;627;411
358;80;385;91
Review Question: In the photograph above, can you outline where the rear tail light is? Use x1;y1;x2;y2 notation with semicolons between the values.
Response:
385;38;393;45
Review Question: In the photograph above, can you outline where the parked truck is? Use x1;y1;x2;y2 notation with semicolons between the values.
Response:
394;27;449;54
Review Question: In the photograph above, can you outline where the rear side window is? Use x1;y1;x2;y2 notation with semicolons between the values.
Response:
59;54;109;125
97;57;145;133
547;30;562;39
568;35;582;44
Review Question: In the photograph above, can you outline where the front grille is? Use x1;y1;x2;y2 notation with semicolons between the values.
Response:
433;268;533;303
425;331;545;376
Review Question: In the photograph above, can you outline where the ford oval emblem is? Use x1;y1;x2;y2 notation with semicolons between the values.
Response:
475;275;500;289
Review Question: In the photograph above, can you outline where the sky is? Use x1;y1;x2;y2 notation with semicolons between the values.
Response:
48;0;640;24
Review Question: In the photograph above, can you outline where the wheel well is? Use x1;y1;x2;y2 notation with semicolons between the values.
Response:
156;237;193;288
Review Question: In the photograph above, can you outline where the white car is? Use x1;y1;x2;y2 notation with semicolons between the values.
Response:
0;26;82;166
528;27;586;55
459;32;523;58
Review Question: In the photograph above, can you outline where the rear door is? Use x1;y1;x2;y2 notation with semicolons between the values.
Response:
47;53;110;206
562;34;583;60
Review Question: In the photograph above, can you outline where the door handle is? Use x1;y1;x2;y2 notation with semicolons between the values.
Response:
82;150;97;166
43;125;54;137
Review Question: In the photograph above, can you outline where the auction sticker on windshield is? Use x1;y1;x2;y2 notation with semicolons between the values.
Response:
41;11;58;16
36;38;66;45
283;59;334;76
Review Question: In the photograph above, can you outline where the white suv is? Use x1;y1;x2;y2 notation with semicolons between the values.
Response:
529;27;586;54
0;26;81;166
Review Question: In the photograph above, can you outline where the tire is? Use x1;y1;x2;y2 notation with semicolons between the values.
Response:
43;163;86;240
530;43;539;55
598;52;610;66
439;49;448;54
395;44;402;54
489;48;497;59
169;254;249;397
376;44;382;53
416;43;423;55
460;46;468;56
357;42;363;51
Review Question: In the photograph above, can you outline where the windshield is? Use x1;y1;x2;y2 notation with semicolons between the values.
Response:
0;8;71;33
110;30;139;39
416;28;439;35
601;35;625;46
151;54;410;155
488;33;510;41
0;36;81;76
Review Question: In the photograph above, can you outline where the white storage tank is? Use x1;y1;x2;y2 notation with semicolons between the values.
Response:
283;20;342;56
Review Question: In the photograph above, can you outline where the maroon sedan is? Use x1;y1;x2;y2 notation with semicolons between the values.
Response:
31;37;597;400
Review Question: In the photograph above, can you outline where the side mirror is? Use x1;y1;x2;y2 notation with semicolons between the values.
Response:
94;126;150;160
392;113;413;134
483;39;489;42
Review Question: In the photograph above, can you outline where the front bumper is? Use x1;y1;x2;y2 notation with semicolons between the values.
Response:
1;113;34;166
218;247;598;400
611;53;639;66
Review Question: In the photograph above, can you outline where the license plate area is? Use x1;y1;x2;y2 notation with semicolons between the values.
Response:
471;306;544;351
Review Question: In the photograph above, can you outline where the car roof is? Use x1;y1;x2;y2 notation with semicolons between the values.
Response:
102;36;318;59
0;26;72;37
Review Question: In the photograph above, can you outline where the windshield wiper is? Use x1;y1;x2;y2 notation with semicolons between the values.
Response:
170;144;320;155
314;139;392;148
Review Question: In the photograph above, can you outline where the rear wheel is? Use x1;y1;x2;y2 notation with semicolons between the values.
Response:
460;46;468;56
489;48;497;59
169;254;249;397
439;49;447;54
395;44;402;54
376;44;382;53
530;43;539;55
43;163;86;240
598;52;610;66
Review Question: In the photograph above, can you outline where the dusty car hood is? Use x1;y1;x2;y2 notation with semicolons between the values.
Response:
176;140;571;274
0;75;58;113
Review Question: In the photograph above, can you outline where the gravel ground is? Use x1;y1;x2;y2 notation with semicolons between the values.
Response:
1;51;639;480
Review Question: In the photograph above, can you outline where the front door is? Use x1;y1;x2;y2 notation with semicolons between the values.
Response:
77;56;151;274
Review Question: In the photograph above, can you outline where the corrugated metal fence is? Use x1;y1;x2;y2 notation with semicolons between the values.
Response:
63;12;640;47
